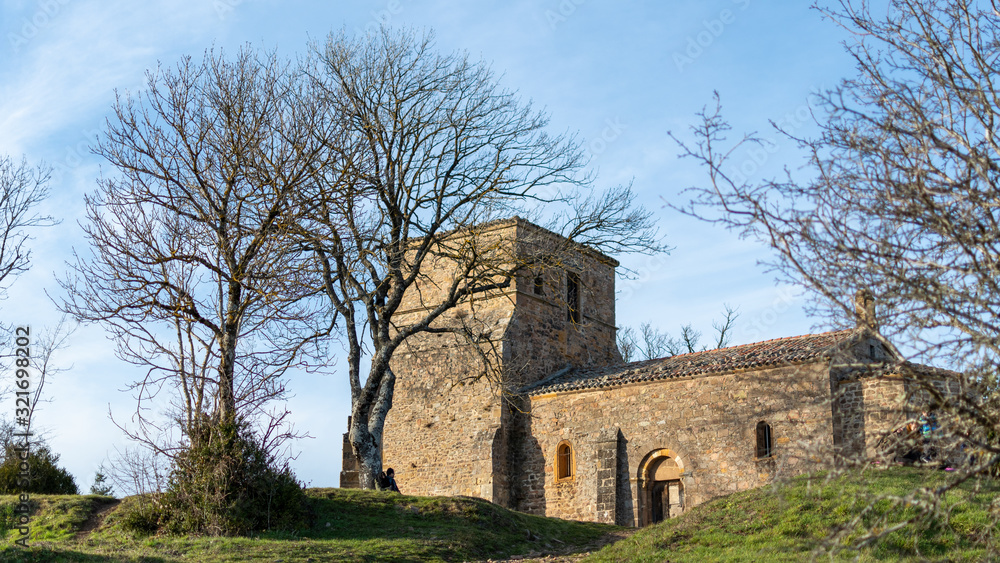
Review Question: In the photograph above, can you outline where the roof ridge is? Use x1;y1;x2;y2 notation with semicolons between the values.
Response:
523;327;860;396
620;327;857;367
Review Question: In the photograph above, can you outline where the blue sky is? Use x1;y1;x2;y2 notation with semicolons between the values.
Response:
0;0;859;491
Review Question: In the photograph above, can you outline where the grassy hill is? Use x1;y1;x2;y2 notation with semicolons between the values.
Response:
0;467;996;562
0;487;616;562
584;466;1000;562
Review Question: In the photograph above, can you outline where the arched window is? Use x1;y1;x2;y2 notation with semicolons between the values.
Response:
555;441;574;481
756;421;773;458
533;274;545;295
566;272;581;323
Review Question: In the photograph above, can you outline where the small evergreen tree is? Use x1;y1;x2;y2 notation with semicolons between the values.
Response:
89;466;114;496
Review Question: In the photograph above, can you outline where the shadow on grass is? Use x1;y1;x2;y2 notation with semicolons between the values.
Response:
2;489;616;562
287;488;611;560
0;545;172;562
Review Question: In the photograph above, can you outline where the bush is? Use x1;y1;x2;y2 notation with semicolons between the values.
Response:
107;494;167;535
0;444;78;495
147;418;308;536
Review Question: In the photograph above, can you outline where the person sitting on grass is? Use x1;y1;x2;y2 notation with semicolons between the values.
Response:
386;467;400;493
377;467;401;493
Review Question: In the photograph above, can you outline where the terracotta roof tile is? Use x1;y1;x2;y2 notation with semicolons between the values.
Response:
522;329;857;395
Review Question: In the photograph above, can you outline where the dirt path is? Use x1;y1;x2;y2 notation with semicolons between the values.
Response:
74;498;121;540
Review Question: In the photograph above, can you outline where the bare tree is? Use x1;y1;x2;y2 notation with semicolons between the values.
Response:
617;305;739;362
22;316;75;434
105;444;169;499
616;325;639;363
0;156;55;300
0;156;55;441
710;303;739;348
299;28;665;488
677;325;702;355
0;318;79;497
58;48;331;461
617;323;675;363
672;0;1000;554
0;154;55;375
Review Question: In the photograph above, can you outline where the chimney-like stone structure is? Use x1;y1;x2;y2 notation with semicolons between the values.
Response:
854;289;876;330
339;416;360;488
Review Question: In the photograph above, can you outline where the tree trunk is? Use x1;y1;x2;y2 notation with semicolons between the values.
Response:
217;329;238;423
217;282;241;423
349;415;382;489
350;365;396;489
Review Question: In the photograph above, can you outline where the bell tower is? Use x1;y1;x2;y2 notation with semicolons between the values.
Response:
369;218;620;505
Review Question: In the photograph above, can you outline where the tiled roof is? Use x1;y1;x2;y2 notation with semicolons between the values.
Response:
522;329;858;396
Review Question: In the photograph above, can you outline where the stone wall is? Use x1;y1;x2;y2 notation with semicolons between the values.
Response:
861;376;909;458
506;220;621;388
520;361;836;525
830;378;865;458
339;417;360;489
832;365;961;461
831;375;908;459
379;218;620;503
382;329;508;499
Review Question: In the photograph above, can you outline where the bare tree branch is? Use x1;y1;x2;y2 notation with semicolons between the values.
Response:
58;47;332;467
0;156;56;300
671;0;1000;554
298;28;665;488
617;306;739;361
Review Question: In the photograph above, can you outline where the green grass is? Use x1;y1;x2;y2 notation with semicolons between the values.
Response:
0;495;119;542
2;468;995;562
585;466;1000;562
0;488;614;562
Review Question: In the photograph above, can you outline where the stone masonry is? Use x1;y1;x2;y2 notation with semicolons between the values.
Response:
377;218;620;504
342;217;956;527
521;361;832;522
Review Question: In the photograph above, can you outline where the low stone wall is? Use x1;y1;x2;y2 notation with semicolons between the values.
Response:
339;421;360;489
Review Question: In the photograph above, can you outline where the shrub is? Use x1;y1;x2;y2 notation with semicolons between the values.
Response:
107;494;168;535
0;444;78;495
155;418;308;536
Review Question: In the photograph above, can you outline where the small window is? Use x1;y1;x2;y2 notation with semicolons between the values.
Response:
556;441;574;481
566;272;580;323
756;421;773;458
534;274;545;295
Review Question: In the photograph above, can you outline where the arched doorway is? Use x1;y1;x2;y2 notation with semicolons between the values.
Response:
638;448;685;525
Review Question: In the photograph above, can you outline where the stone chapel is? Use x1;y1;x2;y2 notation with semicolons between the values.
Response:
340;217;951;527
